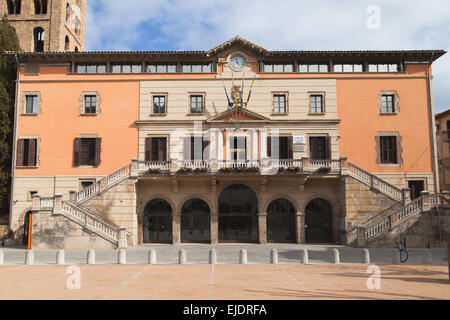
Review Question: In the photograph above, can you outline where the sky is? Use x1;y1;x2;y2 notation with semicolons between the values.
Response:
84;0;450;113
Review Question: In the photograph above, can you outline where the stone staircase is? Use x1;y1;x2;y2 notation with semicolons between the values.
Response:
31;157;437;248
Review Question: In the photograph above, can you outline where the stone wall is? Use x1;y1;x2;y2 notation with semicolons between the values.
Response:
343;176;399;228
30;210;115;250
0;225;9;239
366;207;450;248
80;179;138;246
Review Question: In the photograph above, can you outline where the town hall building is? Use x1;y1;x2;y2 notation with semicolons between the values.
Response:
5;35;447;249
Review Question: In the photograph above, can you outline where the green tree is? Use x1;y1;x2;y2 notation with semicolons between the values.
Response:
0;17;21;221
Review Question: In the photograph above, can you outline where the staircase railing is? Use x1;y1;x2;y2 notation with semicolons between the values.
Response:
347;162;403;201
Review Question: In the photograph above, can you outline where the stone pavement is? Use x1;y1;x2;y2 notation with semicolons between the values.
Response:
0;264;448;300
0;244;448;265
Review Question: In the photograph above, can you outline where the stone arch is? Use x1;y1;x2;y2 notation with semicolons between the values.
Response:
33;27;45;52
215;181;261;210
177;194;215;214
304;197;334;243
180;198;211;243
263;194;299;214
142;197;173;243
266;198;297;243
217;183;259;242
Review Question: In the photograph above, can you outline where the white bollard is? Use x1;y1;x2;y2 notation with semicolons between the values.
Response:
270;249;278;264
87;249;95;265
118;249;126;265
300;248;309;264
362;248;370;264
392;249;400;264
148;249;156;265
178;249;187;265
331;248;340;264
0;250;3;265
423;248;432;264
56;250;65;265
25;250;34;265
239;249;248;264
209;249;217;265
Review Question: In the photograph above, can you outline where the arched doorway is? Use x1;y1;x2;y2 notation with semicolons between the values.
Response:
218;184;258;242
305;198;332;243
143;198;172;243
267;198;296;243
181;198;210;243
23;211;32;247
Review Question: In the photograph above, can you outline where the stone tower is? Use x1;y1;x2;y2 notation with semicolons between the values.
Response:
1;0;86;52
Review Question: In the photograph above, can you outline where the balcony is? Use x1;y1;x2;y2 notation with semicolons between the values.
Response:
136;158;345;176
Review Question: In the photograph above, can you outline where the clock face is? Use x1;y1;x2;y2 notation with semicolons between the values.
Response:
230;55;246;71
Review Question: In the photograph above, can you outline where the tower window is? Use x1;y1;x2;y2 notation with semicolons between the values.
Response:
33;27;45;52
34;0;48;14
7;0;21;14
65;36;70;51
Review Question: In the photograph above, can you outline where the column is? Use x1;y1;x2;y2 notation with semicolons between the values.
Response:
258;213;267;244
210;211;218;244
295;213;305;244
172;212;180;245
260;130;268;160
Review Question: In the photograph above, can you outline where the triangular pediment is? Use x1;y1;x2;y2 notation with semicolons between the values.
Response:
208;35;269;56
207;108;270;122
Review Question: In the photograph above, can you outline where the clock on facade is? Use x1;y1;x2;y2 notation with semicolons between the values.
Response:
229;54;246;71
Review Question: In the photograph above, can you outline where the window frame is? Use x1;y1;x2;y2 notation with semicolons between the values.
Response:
151;93;168;116
21;92;42;115
79;92;101;116
189;93;206;114
73;137;102;168
16;137;39;168
272;92;288;115
378;91;400;115
376;132;403;166
308;92;326;115
144;136;168;162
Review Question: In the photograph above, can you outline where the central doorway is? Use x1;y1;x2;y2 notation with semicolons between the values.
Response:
218;184;258;242
267;198;296;243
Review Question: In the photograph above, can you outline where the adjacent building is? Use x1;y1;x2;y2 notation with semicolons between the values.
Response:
2;0;86;52
435;109;450;192
5;36;446;249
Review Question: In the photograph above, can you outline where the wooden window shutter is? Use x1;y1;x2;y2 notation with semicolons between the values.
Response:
396;136;403;165
326;136;331;160
202;138;210;161
28;139;37;167
158;138;166;161
183;137;191;161
145;138;152;161
16;139;25;167
95;138;102;166
267;136;271;158
73;138;81;167
375;136;381;164
310;137;316;159
288;136;293;160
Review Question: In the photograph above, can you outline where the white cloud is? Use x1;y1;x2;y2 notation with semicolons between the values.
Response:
85;0;450;111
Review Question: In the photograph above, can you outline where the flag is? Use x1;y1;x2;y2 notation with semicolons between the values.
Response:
245;75;256;108
220;75;233;108
240;72;244;111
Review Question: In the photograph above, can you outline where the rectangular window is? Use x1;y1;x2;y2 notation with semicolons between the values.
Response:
273;95;287;114
182;63;212;73
190;95;203;113
76;64;106;74
380;136;398;164
145;137;167;161
16;138;37;167
84;95;97;114
230;137;247;161
183;136;210;161
310;95;324;114
80;180;95;189
299;64;328;73
111;63;142;73
25;95;38;114
334;64;363;72
267;136;293;160
381;94;395;113
153;96;166;114
310;137;330;160
369;63;399;73
264;63;294;73
73;138;101;167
